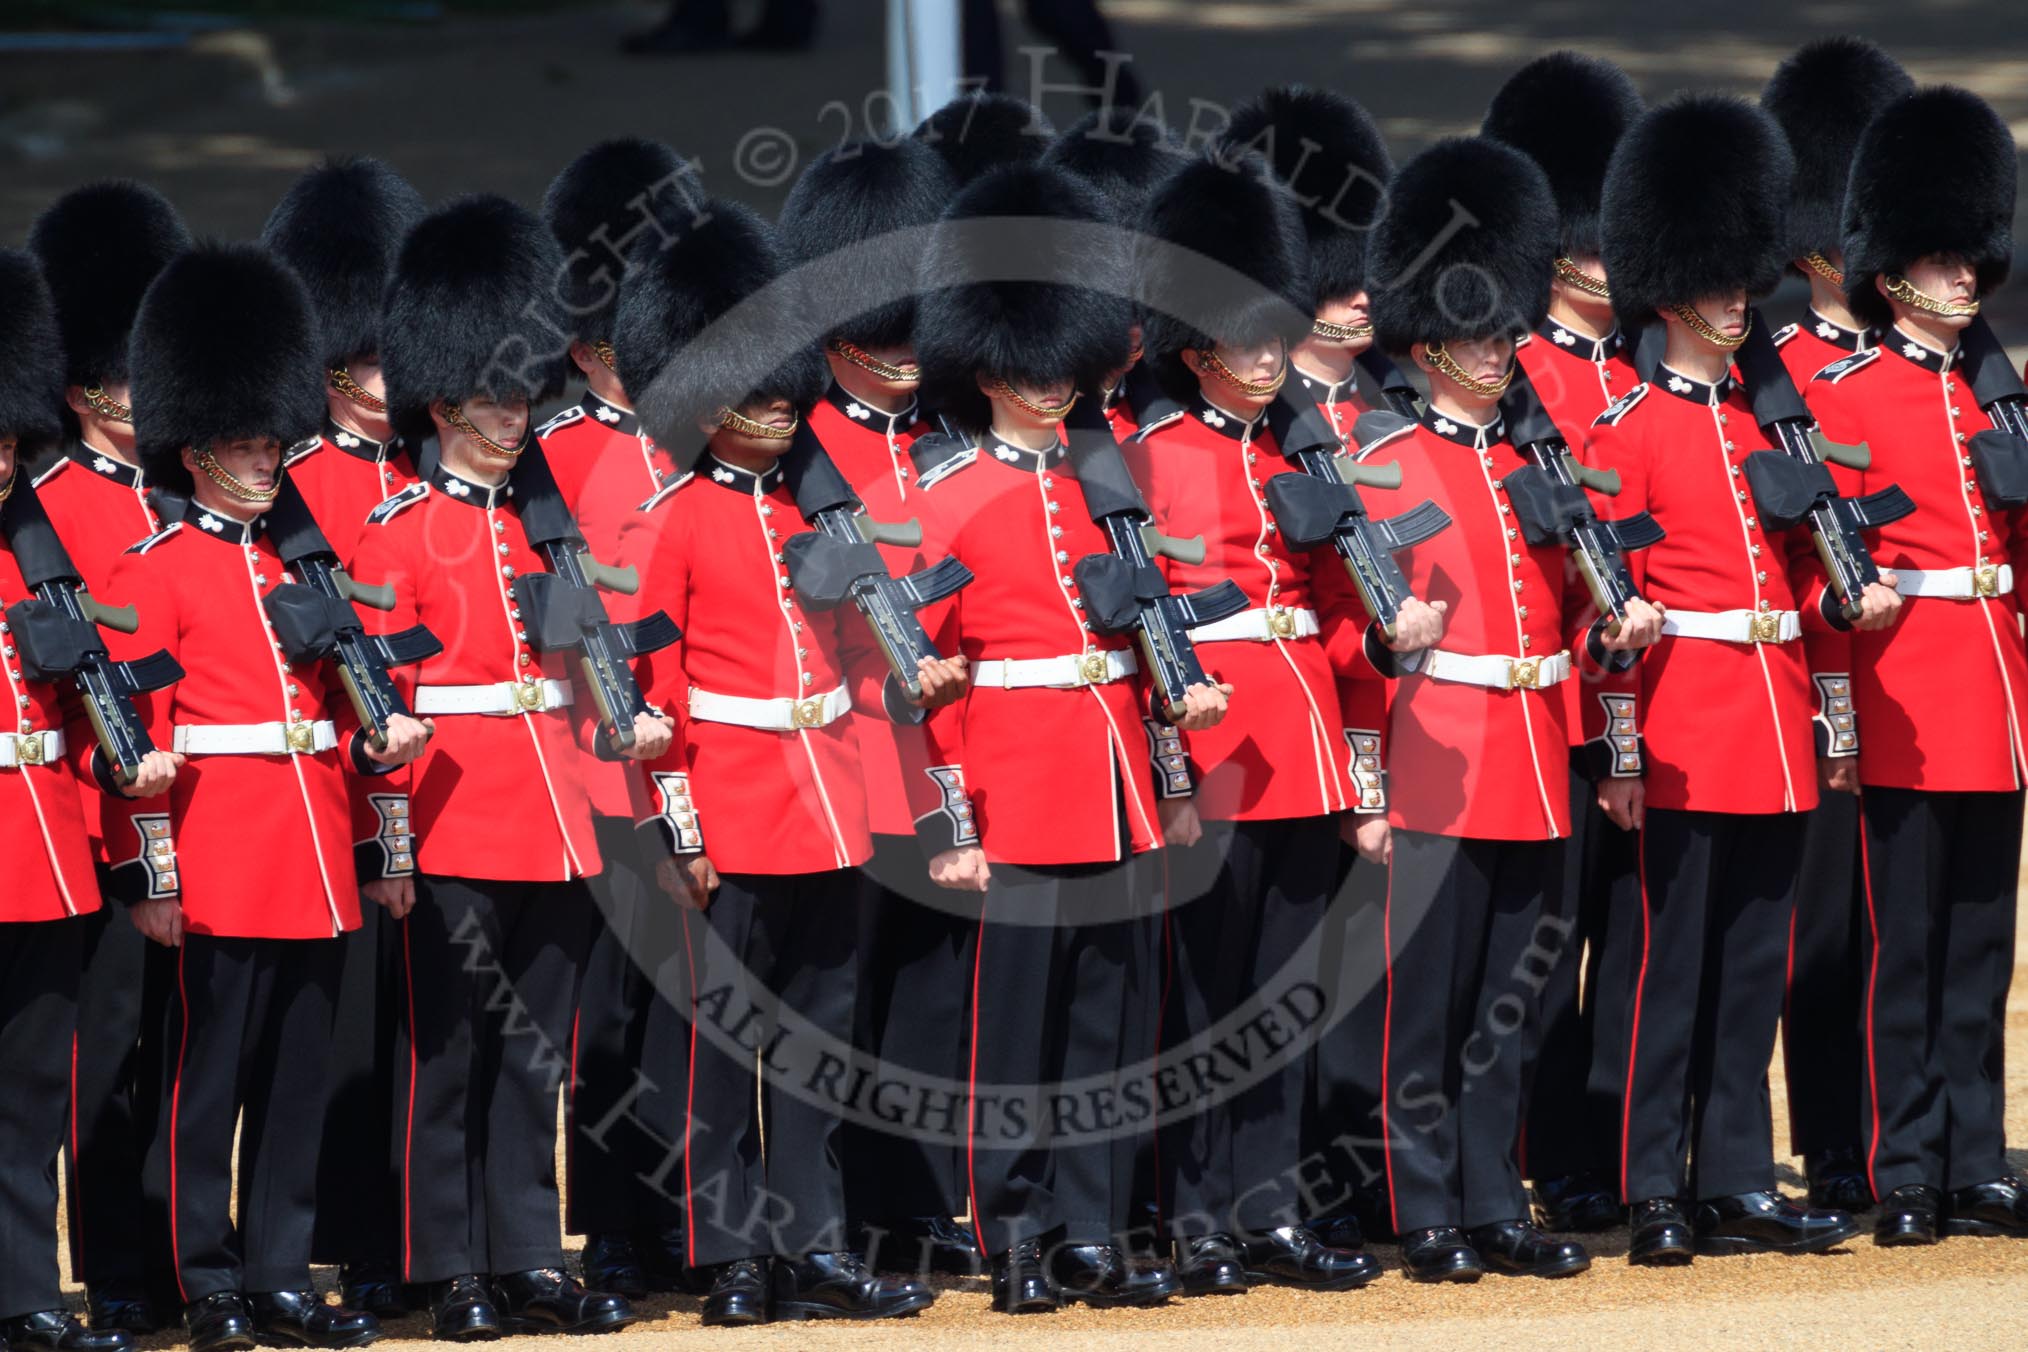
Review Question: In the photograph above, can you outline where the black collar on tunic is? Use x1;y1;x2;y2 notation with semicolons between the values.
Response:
1535;320;1625;364
1653;363;1738;405
1186;391;1268;442
580;390;642;436
66;440;142;488
186;506;267;544
432;464;514;509
324;417;404;465
1883;330;1956;374
1418;404;1505;446
700;454;785;495
981;433;1067;475
1803;311;1872;353
823;379;920;430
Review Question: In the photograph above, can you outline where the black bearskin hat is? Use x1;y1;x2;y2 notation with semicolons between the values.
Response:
28;180;191;392
915;92;1055;186
1367;136;1557;352
541;137;704;349
1225;85;1394;302
778;138;957;350
1481;51;1641;261
1762;38;1912;267
1842;85;2016;329
129;244;326;496
0;250;65;452
1600;94;1794;329
1041;107;1181;224
260;156;426;370
382;194;570;440
913;162;1134;434
622;199;825;459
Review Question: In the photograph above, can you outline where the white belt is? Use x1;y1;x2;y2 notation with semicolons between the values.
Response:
1189;605;1319;644
413;678;573;716
1894;564;2014;600
974;649;1139;690
0;729;64;768
173;720;337;756
1419;647;1573;691
1661;608;1802;644
688;683;850;732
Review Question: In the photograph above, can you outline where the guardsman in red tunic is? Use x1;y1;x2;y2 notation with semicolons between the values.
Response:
25;180;191;1335
1589;95;1897;1265
1758;38;1915;1218
1479;50;1646;1238
1358;135;1660;1283
257;155;429;1318
118;245;430;1351
0;248;170;1352
616;199;951;1326
355;196;658;1339
910;164;1228;1313
538;136;706;1297
1810;85;2028;1245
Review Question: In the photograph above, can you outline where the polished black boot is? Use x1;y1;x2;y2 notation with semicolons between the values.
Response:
182;1293;257;1352
1805;1148;1874;1213
1627;1198;1695;1266
1397;1227;1484;1283
859;1216;985;1277
989;1240;1059;1315
1942;1177;2028;1238
1172;1234;1248;1296
337;1265;409;1320
1693;1191;1860;1256
1874;1184;1942;1246
1466;1220;1590;1278
1310;1208;1365;1250
425;1276;500;1342
0;1310;133;1352
577;1235;648;1299
491;1269;635;1335
1532;1172;1621;1233
771;1252;935;1320
1239;1226;1382;1290
248;1292;380;1348
82;1293;159;1337
1047;1244;1176;1308
700;1259;769;1328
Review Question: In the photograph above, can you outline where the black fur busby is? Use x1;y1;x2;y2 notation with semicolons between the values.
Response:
1600;94;1794;329
914;162;1134;434
259;157;426;370
541;138;704;348
778;138;957;350
1225;86;1394;302
1041;107;1181;224
1481;51;1641;260
382;194;570;441
1842;85;2016;329
129;243;326;496
1138;148;1315;396
0;250;65;452
915;92;1055;187
621;199;825;454
1761;39;1912;266
1366;136;1557;352
27;180;191;392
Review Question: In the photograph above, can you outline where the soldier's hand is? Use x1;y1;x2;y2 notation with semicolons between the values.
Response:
366;716;434;767
909;655;971;709
623;712;676;762
929;845;991;893
656;853;718;910
120;749;184;799
1819;756;1859;795
364;876;416;919
1602;598;1667;652
132;898;183;948
1342;813;1392;866
1597;776;1645;831
1175;681;1233;732
1158;796;1202;848
1852;574;1902;631
1386;597;1448;653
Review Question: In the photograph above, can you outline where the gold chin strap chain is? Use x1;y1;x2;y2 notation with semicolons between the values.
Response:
1310;316;1374;342
829;338;920;384
592;341;619;374
1421;342;1516;398
1799;252;1846;287
718;406;798;440
1884;274;1981;317
196;449;281;503
1201;348;1288;398
0;468;15;505
990;376;1080;420
1670;304;1751;351
329;366;387;413
82;385;133;424
1554;256;1612;299
443;402;527;459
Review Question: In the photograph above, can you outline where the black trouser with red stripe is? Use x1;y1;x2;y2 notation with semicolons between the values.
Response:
968;855;1152;1257
1781;791;1867;1160
1307;841;1390;1218
0;917;83;1320
683;869;858;1267
144;933;343;1302
399;877;593;1283
1857;785;2022;1197
1610;809;1802;1205
1161;816;1335;1238
311;898;402;1269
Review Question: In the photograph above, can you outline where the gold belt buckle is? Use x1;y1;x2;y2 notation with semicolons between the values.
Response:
514;680;547;712
1079;651;1112;685
792;697;826;728
17;734;43;766
1974;563;2000;598
1508;657;1541;690
286;721;315;754
1749;610;1782;643
1268;607;1297;639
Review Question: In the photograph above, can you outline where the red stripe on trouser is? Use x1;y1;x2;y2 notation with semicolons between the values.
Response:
400;917;419;1282
1618;830;1654;1203
167;943;191;1303
1856;808;1886;1201
1379;858;1400;1235
679;910;700;1269
966;899;989;1257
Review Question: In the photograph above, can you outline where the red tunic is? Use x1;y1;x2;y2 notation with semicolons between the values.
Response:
349;461;602;881
1291;363;1375;450
1515;321;1638;433
1807;337;2028;792
1582;370;1828;815
1772;312;1874;390
105;512;367;939
621;456;881;876
284;420;418;565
